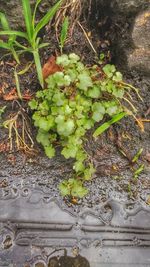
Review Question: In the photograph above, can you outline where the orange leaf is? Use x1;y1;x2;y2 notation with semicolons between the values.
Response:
42;55;62;80
22;90;33;100
3;88;33;101
3;88;18;101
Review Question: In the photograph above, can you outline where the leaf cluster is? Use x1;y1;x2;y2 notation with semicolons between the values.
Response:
29;53;127;198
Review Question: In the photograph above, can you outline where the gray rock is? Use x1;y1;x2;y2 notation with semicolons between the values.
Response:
132;8;150;48
127;8;150;73
127;48;150;74
115;0;150;13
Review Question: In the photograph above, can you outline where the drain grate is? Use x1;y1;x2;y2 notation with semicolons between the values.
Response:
0;191;150;267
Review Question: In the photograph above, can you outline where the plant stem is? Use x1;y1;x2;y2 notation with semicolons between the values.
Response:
33;49;44;88
14;69;22;100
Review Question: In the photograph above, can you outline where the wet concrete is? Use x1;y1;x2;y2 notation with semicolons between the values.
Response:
0;193;150;266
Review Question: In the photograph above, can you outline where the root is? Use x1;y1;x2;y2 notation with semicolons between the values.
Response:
3;103;36;155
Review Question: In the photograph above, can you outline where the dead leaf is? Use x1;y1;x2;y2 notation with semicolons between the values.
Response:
42;55;62;80
0;82;9;96
0;142;10;152
3;88;18;101
3;88;33;101
22;89;33;100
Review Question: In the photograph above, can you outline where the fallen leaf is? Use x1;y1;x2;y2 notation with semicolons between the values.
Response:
3;88;18;101
0;82;9;96
3;88;33;101
0;142;10;152
22;89;33;100
42;55;62;80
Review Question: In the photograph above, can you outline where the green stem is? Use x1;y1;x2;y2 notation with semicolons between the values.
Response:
33;49;44;88
11;47;20;64
14;69;22;100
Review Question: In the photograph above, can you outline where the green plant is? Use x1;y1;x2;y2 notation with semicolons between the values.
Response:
59;16;69;54
0;0;62;87
133;164;144;179
0;12;20;63
0;106;6;122
29;53;134;198
93;112;126;137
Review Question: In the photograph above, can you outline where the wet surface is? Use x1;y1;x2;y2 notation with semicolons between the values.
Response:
0;192;150;266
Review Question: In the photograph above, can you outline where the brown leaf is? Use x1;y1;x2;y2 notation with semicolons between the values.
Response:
3;88;33;101
42;55;62;80
22;89;33;100
0;82;9;96
0;142;10;152
3;88;18;101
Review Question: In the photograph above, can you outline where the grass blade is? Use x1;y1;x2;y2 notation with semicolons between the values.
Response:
132;148;143;163
21;0;33;42
0;12;16;44
32;0;42;27
60;16;69;53
33;50;44;88
14;41;29;50
134;164;144;180
0;30;28;39
0;12;10;30
11;47;20;64
93;112;127;138
0;41;20;63
38;42;49;49
14;69;22;99
0;41;10;49
17;61;33;75
34;0;62;40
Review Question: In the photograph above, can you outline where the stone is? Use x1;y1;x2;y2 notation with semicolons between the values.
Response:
132;9;150;48
127;8;150;73
127;48;150;74
114;0;150;13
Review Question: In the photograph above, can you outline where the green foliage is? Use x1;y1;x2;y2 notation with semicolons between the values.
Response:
59;178;88;198
134;164;144;180
132;148;143;163
0;12;20;63
0;0;62;87
93;112;127;137
0;106;6;120
0;106;6;127
29;53;129;198
60;16;69;54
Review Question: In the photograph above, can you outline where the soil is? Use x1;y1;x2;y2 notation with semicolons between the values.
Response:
0;1;150;213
